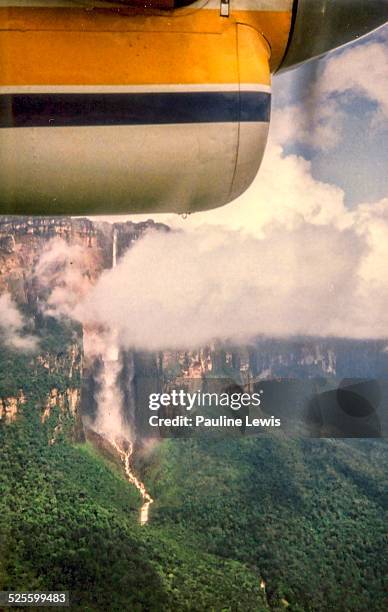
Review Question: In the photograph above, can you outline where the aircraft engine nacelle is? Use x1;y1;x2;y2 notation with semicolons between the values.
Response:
0;4;273;216
280;0;388;71
0;1;387;216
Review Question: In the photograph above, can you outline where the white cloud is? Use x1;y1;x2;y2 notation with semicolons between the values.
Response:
49;80;386;351
71;211;388;350
78;226;334;347
272;37;388;151
69;133;388;349
271;98;345;151
34;237;97;318
148;142;349;235
0;293;38;352
320;41;388;117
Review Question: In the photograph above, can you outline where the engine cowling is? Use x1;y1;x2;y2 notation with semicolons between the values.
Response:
279;0;388;71
0;1;386;215
0;9;271;215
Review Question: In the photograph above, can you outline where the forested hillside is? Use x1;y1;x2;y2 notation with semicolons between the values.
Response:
0;410;269;611
2;401;387;610
148;436;388;611
0;303;267;610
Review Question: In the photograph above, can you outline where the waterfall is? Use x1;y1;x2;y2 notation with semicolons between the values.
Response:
110;439;154;526
89;225;153;524
93;330;125;443
92;330;153;524
112;227;118;269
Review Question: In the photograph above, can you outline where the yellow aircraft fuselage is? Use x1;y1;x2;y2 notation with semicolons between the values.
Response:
0;1;386;215
0;0;292;215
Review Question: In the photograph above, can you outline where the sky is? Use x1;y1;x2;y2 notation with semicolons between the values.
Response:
93;23;388;231
273;25;388;208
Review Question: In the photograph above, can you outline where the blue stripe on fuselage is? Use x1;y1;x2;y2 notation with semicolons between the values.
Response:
0;91;271;128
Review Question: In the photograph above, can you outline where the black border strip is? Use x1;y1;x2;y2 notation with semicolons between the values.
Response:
0;91;271;128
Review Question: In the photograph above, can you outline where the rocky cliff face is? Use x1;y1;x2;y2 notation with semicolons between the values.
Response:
0;216;169;441
0;318;83;438
0;391;26;423
0;216;169;302
145;338;388;385
0;216;105;303
2;215;387;442
0;217;92;433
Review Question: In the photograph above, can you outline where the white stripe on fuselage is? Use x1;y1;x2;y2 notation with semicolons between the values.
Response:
0;83;271;93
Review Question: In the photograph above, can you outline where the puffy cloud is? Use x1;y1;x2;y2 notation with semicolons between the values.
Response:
272;36;388;151
271;99;345;151
34;237;95;318
70;216;386;350
320;41;388;118
0;293;38;352
152;142;349;236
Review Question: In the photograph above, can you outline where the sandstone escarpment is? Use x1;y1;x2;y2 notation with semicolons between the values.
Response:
0;390;26;423
0;216;168;441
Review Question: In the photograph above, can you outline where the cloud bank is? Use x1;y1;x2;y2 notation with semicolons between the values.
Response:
73;200;388;350
73;224;365;350
37;146;388;352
